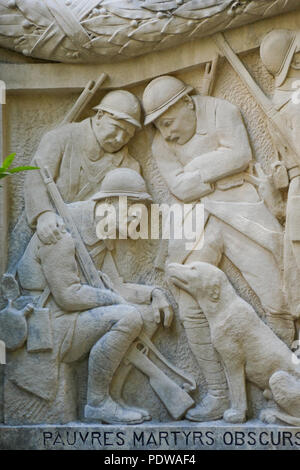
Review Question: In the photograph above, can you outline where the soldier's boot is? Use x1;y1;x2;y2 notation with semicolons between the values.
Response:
184;317;229;422
85;307;147;424
110;320;159;421
110;362;152;421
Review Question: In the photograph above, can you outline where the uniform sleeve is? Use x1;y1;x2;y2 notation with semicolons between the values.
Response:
152;134;213;203
24;128;65;227
119;282;154;304
185;101;252;184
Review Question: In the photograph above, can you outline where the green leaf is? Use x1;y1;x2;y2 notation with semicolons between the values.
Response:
1;153;16;169
6;165;39;174
0;172;11;178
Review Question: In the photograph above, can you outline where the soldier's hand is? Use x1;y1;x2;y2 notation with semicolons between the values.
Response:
151;288;174;328
37;211;66;245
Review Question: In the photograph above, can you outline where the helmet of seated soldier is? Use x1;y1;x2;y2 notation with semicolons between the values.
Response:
92;168;152;202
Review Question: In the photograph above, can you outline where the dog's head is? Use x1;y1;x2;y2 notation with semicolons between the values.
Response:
167;261;227;303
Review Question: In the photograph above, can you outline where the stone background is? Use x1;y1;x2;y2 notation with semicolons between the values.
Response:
0;44;281;423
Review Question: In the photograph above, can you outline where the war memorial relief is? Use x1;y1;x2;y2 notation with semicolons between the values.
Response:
0;0;300;451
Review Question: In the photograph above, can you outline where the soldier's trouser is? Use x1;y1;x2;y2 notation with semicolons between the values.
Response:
284;176;300;318
178;289;228;398
184;215;295;348
63;305;143;406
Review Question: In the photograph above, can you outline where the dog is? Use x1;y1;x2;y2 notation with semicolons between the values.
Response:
167;261;300;424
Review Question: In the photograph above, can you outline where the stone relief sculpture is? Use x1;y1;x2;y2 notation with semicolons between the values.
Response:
167;261;300;426
0;0;299;63
1;0;300;448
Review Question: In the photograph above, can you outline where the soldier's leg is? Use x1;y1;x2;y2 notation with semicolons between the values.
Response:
179;289;229;421
110;305;158;420
180;216;229;421
284;177;300;319
63;304;145;424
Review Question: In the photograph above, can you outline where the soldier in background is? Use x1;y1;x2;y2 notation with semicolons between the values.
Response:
260;29;300;321
25;90;141;245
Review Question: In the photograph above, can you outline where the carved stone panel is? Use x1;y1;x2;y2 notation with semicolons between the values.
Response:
0;0;300;452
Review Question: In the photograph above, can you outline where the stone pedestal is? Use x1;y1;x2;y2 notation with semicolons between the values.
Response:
1;422;300;451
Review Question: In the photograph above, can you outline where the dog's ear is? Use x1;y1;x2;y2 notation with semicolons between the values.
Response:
207;283;220;302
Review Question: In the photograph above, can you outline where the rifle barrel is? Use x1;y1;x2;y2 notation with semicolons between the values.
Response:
214;33;299;169
41;166;105;289
61;72;107;125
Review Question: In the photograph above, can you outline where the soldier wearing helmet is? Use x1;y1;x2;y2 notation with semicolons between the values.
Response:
24;90;142;247
11;168;174;424
260;29;300;319
142;75;294;423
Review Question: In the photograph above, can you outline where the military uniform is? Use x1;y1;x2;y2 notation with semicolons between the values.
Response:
25;118;140;227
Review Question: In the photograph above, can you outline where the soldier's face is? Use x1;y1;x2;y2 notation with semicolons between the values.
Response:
154;97;196;145
94;114;135;152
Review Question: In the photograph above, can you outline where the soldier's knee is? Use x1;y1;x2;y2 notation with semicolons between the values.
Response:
122;305;143;332
52;232;76;257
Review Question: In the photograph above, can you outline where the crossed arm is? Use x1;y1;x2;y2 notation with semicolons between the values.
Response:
153;101;252;202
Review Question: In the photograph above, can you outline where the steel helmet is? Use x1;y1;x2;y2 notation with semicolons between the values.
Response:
93;90;142;128
260;30;299;87
92;168;152;202
142;75;193;125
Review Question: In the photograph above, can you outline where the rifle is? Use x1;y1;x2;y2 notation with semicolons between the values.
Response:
214;33;300;177
61;73;107;125
201;53;219;96
125;337;195;420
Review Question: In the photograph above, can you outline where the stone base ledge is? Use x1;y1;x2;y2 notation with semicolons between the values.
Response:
1;420;300;450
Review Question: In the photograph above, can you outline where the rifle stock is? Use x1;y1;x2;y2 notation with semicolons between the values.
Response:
125;342;194;420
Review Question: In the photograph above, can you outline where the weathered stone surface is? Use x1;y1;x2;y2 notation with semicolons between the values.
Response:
1;422;300;450
1;0;300;449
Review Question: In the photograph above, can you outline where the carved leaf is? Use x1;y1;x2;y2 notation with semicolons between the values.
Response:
120;38;157;55
141;1;178;12
161;16;197;34
128;19;167;42
107;1;154;19
109;25;134;45
175;0;233;19
82;14;129;29
16;0;53;27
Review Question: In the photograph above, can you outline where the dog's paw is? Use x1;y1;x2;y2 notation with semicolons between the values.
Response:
259;409;277;424
223;408;246;423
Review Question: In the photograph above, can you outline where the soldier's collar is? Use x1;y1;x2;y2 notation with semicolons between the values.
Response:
89;118;105;159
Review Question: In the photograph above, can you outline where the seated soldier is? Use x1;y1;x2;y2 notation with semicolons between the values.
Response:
12;169;174;425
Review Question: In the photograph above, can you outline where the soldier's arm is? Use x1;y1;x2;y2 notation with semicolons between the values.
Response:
38;233;125;312
119;283;173;327
153;135;212;202
185;101;252;183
